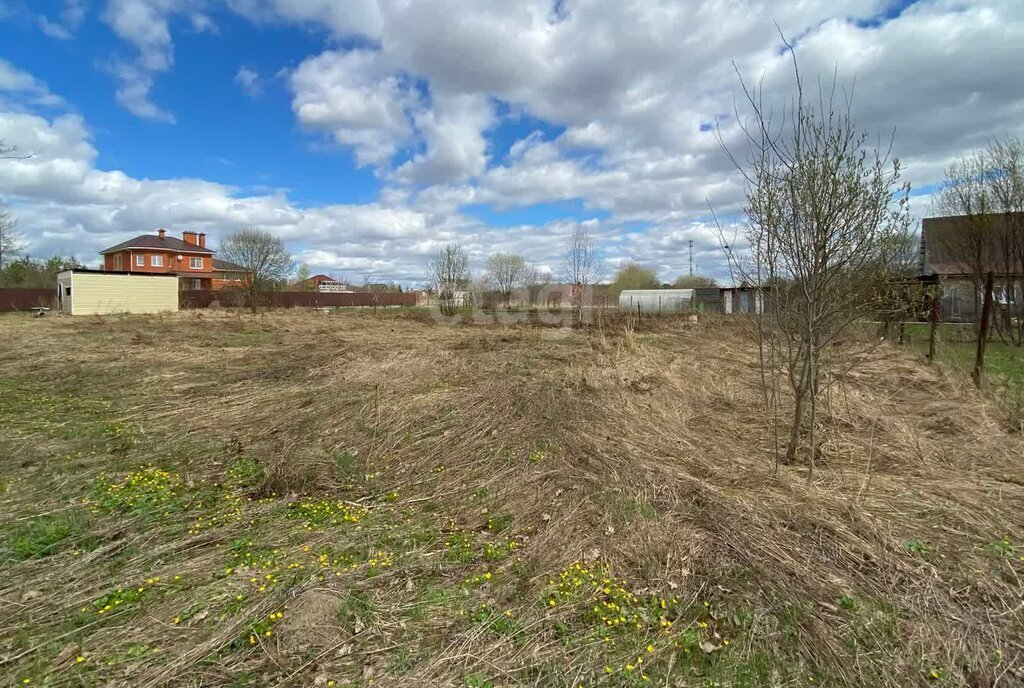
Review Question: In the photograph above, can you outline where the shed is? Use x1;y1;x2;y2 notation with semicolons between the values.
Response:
721;286;765;314
618;289;694;314
56;270;179;315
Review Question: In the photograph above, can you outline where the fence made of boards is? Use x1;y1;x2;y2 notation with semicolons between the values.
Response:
180;290;420;309
0;288;56;312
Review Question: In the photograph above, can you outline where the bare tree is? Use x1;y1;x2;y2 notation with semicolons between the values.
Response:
935;150;997;327
218;227;294;311
937;137;1024;348
469;275;492;309
562;224;604;324
0;206;25;271
524;265;552;307
486;253;527;306
428;243;470;316
717;45;911;479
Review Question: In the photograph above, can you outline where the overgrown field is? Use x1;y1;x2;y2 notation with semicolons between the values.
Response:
0;311;1021;687
900;323;1024;422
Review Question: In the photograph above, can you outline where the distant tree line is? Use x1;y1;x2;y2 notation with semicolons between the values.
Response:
427;228;719;321
0;255;85;288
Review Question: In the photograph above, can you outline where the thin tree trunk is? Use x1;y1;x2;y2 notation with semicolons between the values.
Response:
785;353;810;463
806;347;820;483
927;284;940;363
972;271;994;388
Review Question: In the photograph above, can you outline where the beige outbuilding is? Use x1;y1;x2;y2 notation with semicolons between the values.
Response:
56;270;179;315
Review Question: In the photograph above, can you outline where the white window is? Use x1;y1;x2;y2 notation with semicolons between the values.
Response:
135;253;144;267
189;257;203;269
151;254;164;267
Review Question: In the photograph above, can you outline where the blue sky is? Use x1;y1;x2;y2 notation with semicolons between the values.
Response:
0;0;1022;285
2;5;380;205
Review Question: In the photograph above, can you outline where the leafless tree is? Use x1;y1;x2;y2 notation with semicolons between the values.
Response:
0;206;25;271
218;227;295;311
469;275;492;309
428;243;470;316
524;265;552;307
717;44;912;479
562;224;604;324
937;137;1024;347
486;253;527;306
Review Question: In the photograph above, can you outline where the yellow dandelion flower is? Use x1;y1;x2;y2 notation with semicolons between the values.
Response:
76;656;85;663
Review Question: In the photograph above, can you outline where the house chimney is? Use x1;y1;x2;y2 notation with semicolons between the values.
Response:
182;231;197;246
158;228;166;239
198;232;206;248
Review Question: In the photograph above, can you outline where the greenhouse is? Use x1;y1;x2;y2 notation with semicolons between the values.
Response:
618;289;695;314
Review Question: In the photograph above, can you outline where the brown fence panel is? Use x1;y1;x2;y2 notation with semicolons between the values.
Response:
180;290;419;309
180;290;224;309
0;288;56;312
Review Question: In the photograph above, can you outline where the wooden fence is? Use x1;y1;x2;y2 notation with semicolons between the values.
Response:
180;290;420;309
0;288;56;312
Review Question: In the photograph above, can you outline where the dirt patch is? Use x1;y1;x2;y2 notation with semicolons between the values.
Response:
279;589;345;652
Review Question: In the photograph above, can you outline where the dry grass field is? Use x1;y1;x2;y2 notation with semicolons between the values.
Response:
0;310;1022;687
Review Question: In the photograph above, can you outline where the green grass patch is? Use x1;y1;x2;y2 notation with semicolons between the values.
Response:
4;510;95;560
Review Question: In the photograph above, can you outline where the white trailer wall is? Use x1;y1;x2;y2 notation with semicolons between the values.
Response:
56;271;179;315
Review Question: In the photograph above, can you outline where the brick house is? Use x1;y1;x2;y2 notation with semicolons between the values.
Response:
99;229;251;290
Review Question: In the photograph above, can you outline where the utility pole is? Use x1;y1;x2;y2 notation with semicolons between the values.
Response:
688;240;694;276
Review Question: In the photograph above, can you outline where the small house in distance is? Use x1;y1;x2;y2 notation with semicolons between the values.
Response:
292;274;355;293
56;270;179;315
721;284;765;314
919;212;1024;321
